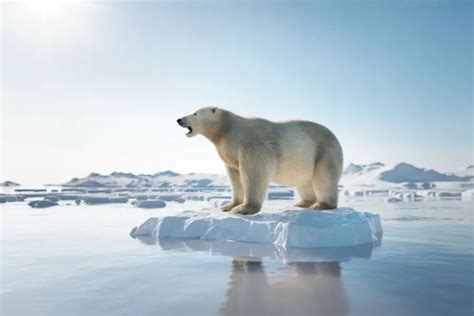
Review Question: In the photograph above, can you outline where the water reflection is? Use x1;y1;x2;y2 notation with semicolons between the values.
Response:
219;259;348;316
132;232;382;263
132;235;382;315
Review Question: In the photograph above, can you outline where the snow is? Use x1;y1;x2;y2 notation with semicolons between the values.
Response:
64;171;228;189
451;165;474;178
130;207;383;248
343;162;385;176
341;162;471;188
63;162;471;191
208;198;231;208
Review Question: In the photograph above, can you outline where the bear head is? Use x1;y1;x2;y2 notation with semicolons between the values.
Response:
177;106;221;138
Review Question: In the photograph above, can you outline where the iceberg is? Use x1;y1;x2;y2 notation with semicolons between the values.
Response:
130;207;383;248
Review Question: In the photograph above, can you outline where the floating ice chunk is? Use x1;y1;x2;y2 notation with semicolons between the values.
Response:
83;196;128;205
435;191;461;199
267;189;294;200
384;196;402;203
136;200;167;209
0;195;25;203
44;196;60;203
157;194;185;203
461;189;474;201
130;207;383;248
28;200;58;208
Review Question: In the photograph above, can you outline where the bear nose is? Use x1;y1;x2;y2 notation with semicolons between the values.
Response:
177;119;182;124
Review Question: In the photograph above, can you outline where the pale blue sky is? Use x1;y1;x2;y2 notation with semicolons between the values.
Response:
2;0;472;184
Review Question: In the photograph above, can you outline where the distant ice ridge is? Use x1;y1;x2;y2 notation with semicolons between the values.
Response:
130;208;383;248
62;162;472;189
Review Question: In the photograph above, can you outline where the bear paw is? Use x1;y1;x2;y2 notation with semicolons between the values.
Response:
310;202;337;211
294;200;316;208
231;204;261;215
221;201;241;212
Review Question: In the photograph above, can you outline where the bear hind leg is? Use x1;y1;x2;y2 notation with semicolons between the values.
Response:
311;166;339;211
295;183;317;208
311;180;338;210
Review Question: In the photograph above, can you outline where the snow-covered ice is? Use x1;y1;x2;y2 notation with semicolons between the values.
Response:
208;198;231;208
130;207;383;248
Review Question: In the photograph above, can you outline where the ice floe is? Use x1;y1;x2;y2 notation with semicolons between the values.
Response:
130;207;383;248
28;200;58;208
136;200;167;209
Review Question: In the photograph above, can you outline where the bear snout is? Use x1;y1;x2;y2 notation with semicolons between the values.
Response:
177;118;186;127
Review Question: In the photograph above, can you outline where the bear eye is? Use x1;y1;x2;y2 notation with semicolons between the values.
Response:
194;113;197;116
211;108;216;113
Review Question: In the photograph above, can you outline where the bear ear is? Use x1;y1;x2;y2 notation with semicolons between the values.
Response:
211;107;217;113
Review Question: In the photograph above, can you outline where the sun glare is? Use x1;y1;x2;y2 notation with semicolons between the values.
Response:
6;0;96;40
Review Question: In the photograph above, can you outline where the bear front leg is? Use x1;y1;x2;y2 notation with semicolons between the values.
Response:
221;167;244;212
231;155;275;215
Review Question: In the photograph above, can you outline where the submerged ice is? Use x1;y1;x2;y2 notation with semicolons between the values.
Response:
130;207;383;248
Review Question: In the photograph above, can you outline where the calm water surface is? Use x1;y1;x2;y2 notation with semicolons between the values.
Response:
1;199;473;315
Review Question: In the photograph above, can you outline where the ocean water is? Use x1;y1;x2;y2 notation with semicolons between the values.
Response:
1;199;473;316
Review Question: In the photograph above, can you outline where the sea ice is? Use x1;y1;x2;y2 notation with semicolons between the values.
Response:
83;197;129;205
130;207;383;248
136;200;167;208
208;198;231;208
28;200;58;208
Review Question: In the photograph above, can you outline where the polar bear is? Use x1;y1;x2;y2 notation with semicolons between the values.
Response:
177;107;343;215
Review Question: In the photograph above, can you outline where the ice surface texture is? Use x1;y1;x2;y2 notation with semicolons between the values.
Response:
130;208;383;248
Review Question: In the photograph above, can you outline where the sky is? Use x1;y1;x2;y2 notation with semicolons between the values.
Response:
1;0;472;185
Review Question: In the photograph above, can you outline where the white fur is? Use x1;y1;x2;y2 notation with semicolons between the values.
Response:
178;107;343;214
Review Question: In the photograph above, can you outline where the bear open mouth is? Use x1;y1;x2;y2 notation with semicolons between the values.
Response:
186;126;193;135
